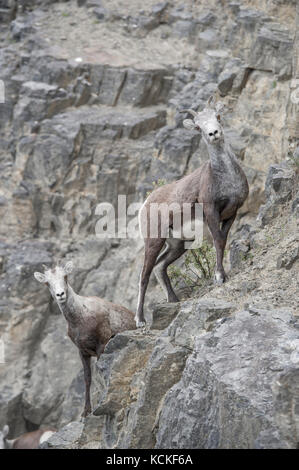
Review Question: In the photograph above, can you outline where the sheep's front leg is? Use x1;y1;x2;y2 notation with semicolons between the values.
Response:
204;207;235;284
80;351;92;417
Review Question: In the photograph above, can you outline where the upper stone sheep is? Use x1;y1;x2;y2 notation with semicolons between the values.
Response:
135;95;249;327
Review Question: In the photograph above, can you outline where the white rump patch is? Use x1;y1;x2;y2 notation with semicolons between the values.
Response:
39;431;55;444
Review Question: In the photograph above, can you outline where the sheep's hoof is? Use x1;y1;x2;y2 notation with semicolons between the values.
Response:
135;319;146;329
81;408;91;419
214;271;226;285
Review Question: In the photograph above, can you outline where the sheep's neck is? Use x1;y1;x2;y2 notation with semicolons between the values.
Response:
206;138;241;178
57;285;83;326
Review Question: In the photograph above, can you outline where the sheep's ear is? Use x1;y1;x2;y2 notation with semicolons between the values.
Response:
183;119;197;131
34;272;46;283
3;425;9;437
64;261;73;274
207;95;216;108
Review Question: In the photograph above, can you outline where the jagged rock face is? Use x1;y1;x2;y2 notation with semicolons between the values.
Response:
257;162;296;227
0;0;298;448
43;300;299;449
156;308;298;449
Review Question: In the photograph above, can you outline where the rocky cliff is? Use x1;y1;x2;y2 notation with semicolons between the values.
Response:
0;0;298;449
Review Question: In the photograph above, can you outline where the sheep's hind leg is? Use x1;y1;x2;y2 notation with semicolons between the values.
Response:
154;239;186;302
136;238;166;328
80;352;92;418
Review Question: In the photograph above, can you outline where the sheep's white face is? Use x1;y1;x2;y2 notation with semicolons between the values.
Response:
0;425;9;449
182;99;224;145
34;262;73;305
197;109;223;143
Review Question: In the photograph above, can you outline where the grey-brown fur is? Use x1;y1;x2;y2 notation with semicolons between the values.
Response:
136;96;249;327
34;262;136;417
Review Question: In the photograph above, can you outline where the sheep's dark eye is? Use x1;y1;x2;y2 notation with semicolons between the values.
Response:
216;114;221;122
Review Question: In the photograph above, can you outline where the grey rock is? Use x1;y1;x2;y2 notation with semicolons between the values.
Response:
277;247;299;270
10;19;35;41
197;12;216;26
229;224;254;269
86;0;102;7
137;15;159;33
231;66;251;94
151;302;181;330
21;316;83;427
173;72;219;121
91;66;172;107
13;81;74;129
151;2;168;19
230;237;250;268
96;67;126;106
224;128;247;160
21;81;65;100
237;7;264;25
121;338;188;449
254;429;289;449
199;28;218;44
153;126;200;178
93;7;108;21
272;367;299;448
40;421;84;449
156;308;299;448
291;193;299;217
3;240;53;297
169;7;192;23
228;2;240;15
257;163;295;227
0;0;16;22
88;330;188;449
23;106;166;189
166;298;234;349
118;69;173;107
174;20;197;39
217;58;244;96
249;23;293;79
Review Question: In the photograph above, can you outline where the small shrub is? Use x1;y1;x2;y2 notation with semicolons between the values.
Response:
168;240;216;297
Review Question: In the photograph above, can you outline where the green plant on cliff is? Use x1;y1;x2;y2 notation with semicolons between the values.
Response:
168;241;216;296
